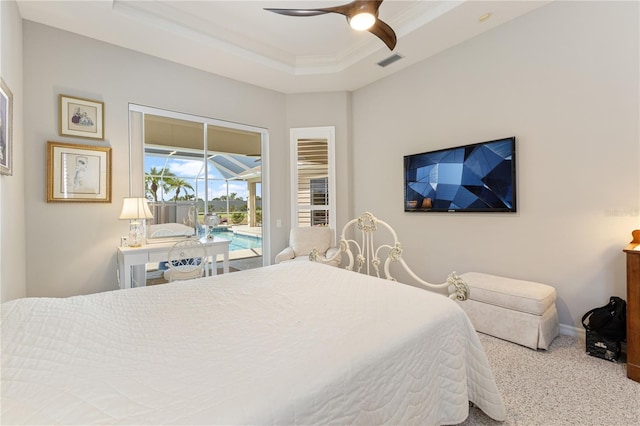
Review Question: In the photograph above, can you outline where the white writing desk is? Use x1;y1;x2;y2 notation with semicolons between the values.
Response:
117;237;230;289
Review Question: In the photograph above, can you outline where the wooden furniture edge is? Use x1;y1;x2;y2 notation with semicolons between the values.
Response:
624;230;640;383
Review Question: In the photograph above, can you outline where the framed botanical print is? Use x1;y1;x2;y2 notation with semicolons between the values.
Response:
0;77;13;176
47;141;111;203
59;94;104;140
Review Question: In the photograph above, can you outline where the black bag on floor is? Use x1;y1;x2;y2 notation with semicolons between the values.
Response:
585;330;621;362
581;296;627;342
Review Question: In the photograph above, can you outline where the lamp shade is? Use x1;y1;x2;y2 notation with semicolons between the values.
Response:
119;197;154;220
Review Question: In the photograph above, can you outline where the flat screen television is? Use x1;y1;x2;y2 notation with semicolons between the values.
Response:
404;137;516;212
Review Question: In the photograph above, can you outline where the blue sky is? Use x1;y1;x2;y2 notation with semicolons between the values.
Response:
145;156;259;202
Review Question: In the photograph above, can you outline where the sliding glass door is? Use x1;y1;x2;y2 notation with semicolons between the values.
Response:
128;104;270;268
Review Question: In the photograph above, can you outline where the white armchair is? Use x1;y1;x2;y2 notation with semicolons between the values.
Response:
275;227;341;267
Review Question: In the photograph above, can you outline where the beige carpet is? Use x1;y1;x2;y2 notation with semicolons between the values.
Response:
458;333;640;425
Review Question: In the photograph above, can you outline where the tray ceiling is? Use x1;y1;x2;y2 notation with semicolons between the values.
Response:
17;0;551;93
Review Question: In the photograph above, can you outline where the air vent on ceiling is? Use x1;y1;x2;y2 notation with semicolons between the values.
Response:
377;53;404;68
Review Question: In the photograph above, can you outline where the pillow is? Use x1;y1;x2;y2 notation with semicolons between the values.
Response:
149;222;195;238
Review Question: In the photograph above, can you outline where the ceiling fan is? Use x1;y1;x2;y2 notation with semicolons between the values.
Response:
264;0;397;50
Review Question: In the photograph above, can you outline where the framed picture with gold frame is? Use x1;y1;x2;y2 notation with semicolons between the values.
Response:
47;141;111;203
59;94;104;140
0;77;13;176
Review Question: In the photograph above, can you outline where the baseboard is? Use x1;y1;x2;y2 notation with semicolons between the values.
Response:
559;323;585;340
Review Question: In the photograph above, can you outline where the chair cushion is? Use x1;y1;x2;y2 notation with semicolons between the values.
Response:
460;272;557;316
163;267;204;282
290;227;332;256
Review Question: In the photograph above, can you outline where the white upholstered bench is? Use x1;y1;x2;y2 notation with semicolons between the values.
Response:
458;272;559;350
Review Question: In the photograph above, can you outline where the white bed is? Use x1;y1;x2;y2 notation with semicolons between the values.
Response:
1;261;505;425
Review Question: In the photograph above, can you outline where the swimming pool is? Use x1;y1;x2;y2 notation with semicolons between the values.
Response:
212;229;262;252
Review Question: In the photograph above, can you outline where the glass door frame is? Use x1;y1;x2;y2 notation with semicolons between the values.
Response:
128;103;271;265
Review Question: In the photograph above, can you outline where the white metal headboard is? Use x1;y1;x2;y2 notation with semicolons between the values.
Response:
310;212;469;301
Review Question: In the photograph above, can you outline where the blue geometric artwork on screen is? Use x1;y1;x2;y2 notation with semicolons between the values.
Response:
405;139;514;211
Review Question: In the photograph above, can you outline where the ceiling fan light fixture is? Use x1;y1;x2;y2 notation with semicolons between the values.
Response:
265;1;396;50
349;12;376;31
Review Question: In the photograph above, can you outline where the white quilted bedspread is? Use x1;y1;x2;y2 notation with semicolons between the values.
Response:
1;262;505;425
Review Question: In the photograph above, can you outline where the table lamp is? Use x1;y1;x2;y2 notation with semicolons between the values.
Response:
204;213;220;239
119;197;154;247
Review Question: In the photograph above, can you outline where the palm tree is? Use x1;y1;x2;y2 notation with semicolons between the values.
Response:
219;192;243;201
145;167;175;201
167;177;195;201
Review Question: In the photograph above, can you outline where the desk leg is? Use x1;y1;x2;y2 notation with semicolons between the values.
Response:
118;253;127;290
222;251;229;274
131;265;146;287
123;260;132;289
121;261;145;289
208;255;216;277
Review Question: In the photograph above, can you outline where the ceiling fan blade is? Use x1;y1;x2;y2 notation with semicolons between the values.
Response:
264;8;331;17
325;1;384;18
265;1;396;50
265;1;382;18
368;18;397;50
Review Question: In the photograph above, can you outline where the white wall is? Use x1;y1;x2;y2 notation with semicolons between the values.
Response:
285;92;353;231
0;0;26;303
23;22;287;298
351;1;639;328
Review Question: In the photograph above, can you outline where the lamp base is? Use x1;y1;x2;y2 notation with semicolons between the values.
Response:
128;220;147;247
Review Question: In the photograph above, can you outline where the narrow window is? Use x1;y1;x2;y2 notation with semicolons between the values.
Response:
290;127;336;230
